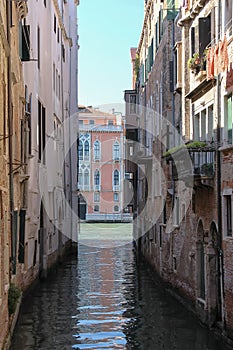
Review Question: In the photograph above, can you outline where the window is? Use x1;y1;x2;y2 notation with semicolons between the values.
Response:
108;120;113;125
94;170;100;191
57;28;60;43
78;141;83;161
18;209;26;263
207;105;214;141
19;22;30;61
224;0;233;37
199;16;211;57
114;193;119;202
79;120;83;125
44;0;46;7
38;100;46;164
173;256;177;272
94;205;99;212
225;195;232;237
114;205;119;212
89;120;95;125
62;44;65;62
94;192;100;202
191;16;211;59
225;94;232;143
94;140;100;160
113;142;120;160
113;169;120;191
84;140;90;160
54;15;57;33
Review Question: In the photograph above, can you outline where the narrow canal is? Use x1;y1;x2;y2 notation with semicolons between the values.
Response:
11;228;229;349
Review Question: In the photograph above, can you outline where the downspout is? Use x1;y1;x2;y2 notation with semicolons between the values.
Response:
216;0;225;330
6;0;15;275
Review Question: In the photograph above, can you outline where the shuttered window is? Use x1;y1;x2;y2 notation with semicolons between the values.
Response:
19;23;30;61
12;210;18;274
199;17;211;57
18;209;26;264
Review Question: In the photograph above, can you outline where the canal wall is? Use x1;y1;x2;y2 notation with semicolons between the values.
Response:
2;240;77;350
138;241;233;349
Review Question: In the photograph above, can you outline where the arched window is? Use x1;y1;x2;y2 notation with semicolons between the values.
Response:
113;142;120;160
84;140;89;160
113;169;120;191
94;140;100;160
84;169;90;190
94;169;100;185
78;141;83;161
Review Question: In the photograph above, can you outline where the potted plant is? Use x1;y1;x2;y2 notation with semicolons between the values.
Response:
187;52;201;74
201;163;214;177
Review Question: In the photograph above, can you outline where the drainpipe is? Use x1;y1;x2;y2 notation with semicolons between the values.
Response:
6;0;15;275
216;0;225;330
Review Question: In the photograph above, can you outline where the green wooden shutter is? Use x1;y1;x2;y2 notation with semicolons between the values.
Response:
167;0;178;21
18;209;26;263
12;210;18;274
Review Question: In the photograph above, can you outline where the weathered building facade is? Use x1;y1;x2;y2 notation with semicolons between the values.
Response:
21;0;79;282
0;1;29;347
0;0;79;348
125;0;233;341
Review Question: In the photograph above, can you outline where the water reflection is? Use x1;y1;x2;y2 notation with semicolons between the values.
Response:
11;240;229;350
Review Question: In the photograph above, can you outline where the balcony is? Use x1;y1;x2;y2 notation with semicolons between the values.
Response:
164;142;216;188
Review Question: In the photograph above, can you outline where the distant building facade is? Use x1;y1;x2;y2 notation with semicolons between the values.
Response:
78;106;130;222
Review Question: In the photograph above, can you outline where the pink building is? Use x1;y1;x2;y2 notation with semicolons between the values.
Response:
78;106;130;222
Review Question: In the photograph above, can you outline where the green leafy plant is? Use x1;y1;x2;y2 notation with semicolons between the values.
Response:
187;52;201;70
163;141;207;158
201;163;214;176
188;51;208;73
134;54;140;80
8;283;21;315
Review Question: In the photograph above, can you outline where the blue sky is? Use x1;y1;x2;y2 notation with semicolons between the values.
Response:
78;0;144;109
